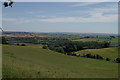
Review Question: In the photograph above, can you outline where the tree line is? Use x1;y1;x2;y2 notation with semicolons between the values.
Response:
43;40;110;54
2;36;119;63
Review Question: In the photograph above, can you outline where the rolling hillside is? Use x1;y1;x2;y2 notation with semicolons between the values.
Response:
3;45;118;78
75;47;119;60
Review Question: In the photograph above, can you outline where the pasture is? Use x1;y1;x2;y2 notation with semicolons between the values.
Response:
72;37;118;47
75;47;119;60
2;45;118;78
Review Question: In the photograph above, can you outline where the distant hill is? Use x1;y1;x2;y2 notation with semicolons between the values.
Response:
2;31;118;37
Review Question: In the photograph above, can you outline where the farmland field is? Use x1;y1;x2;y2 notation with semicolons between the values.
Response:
2;45;118;78
72;37;118;47
75;47;119;60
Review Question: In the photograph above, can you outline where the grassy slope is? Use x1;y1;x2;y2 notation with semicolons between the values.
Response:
3;45;118;78
0;44;2;79
75;47;119;60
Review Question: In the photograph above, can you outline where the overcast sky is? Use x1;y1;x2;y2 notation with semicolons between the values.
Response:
2;2;118;33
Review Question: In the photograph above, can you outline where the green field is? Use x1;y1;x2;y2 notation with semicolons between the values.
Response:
72;37;118;47
75;47;118;60
3;45;118;78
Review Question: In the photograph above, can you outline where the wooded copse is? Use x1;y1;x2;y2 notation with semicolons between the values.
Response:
44;40;110;53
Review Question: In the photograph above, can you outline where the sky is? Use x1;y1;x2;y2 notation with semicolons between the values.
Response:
2;2;118;33
1;0;119;2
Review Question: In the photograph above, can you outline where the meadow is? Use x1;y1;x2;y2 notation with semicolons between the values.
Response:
2;45;118;78
75;47;118;60
72;37;118;47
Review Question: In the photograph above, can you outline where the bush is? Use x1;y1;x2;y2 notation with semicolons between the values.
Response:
96;55;103;60
115;58;120;63
21;44;26;46
83;54;103;60
17;43;20;46
42;46;47;49
2;37;8;44
106;58;110;61
85;54;92;58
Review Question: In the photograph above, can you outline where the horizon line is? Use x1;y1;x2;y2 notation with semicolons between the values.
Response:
3;30;118;34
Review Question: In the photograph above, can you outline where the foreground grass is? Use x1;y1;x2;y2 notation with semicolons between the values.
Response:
3;45;118;78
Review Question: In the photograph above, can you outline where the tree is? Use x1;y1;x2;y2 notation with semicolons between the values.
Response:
110;36;115;38
85;54;92;58
21;44;26;46
106;58;110;61
3;0;14;7
2;36;8;44
115;58;120;63
17;43;20;46
103;42;110;48
42;45;47;49
55;47;64;53
95;55;103;60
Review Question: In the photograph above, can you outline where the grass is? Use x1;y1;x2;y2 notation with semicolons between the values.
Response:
72;37;118;47
72;38;105;42
2;45;118;78
75;47;119;60
0;44;2;79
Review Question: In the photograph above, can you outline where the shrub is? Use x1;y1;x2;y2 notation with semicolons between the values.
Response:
106;58;110;61
42;46;47;49
2;37;8;44
17;43;20;46
115;58;120;63
21;44;26;46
